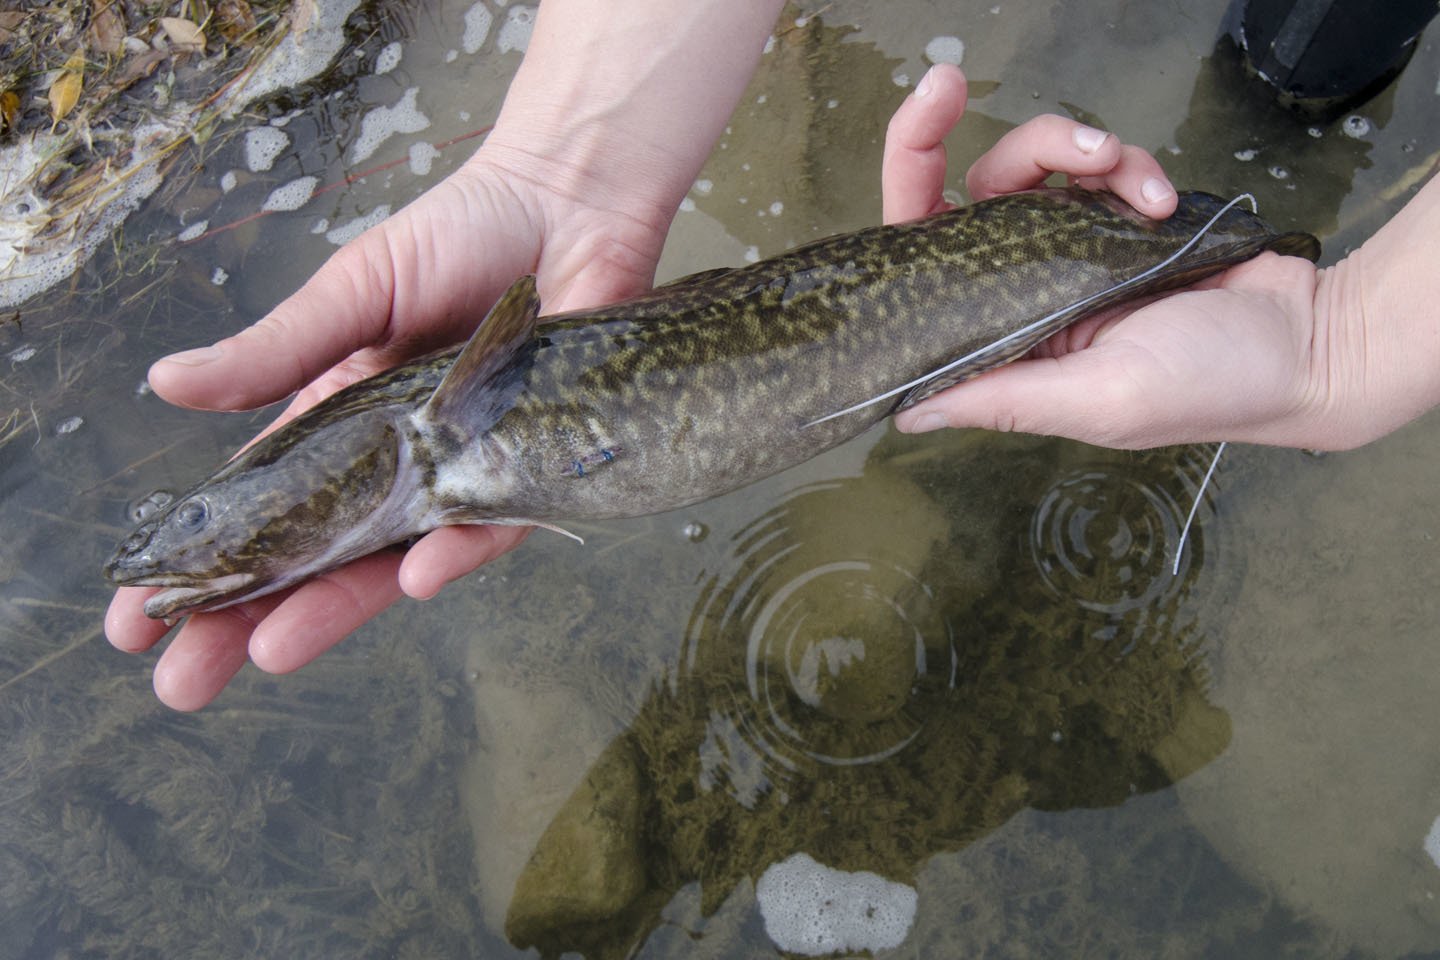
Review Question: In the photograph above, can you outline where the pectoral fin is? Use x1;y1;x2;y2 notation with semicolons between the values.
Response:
421;275;541;436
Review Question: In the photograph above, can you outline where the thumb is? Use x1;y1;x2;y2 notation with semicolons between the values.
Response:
893;349;1171;450
148;230;401;413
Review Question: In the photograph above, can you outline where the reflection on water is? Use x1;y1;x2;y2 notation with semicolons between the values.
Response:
688;475;958;774
1029;446;1222;616
1;0;1438;957
498;433;1233;957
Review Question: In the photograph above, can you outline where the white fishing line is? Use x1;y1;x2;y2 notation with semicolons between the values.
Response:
802;193;1259;428
1173;440;1226;576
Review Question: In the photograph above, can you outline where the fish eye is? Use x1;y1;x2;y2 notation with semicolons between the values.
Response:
175;499;209;531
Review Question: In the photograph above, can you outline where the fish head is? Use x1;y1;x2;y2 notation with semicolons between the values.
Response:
104;407;409;619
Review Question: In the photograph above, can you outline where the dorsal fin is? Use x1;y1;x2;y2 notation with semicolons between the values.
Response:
421;274;541;434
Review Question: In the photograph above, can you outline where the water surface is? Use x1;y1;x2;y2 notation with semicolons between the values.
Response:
2;1;1439;957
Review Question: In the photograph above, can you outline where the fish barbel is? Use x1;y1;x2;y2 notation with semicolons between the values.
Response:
105;189;1319;618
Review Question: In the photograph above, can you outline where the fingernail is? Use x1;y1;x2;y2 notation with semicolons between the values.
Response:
1141;176;1174;204
915;66;936;98
900;412;947;434
1073;125;1109;154
160;345;223;367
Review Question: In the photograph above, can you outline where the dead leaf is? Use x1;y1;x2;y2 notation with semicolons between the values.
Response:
103;49;168;95
159;16;206;55
87;0;127;55
1;90;18;134
215;0;258;43
0;11;25;36
288;0;315;36
48;51;86;131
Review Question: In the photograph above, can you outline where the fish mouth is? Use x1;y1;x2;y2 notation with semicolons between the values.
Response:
108;571;263;620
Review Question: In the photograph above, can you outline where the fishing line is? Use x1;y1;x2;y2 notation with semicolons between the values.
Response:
802;192;1259;428
1173;440;1226;576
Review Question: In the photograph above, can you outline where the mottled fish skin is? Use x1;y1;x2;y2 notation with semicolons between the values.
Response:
105;189;1320;617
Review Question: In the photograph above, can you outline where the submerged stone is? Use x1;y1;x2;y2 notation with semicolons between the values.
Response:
504;737;647;949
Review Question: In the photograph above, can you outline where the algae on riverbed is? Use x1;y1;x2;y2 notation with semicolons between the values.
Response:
495;431;1235;958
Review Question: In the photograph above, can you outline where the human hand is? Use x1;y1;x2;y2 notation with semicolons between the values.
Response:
104;150;671;708
104;0;788;709
880;63;1440;453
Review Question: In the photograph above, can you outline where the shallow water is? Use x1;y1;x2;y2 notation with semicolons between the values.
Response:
2;0;1439;957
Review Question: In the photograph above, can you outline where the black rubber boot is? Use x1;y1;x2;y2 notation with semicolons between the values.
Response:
1221;0;1438;118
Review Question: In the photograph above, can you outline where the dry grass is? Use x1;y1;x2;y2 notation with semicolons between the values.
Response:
0;0;302;305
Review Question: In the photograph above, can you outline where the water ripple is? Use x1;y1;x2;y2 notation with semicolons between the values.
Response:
1027;449;1220;617
680;479;956;800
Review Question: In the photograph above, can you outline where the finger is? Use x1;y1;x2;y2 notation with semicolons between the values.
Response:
247;550;408;675
105;586;173;653
151;610;265;710
892;347;1173;450
967;114;1134;199
147;237;398;413
1071;143;1178;218
398;524;533;600
882;64;967;224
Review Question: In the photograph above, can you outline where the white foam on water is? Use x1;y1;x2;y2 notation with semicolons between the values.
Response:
407;141;438;176
221;0;364;115
496;6;536;54
0;119;181;309
220;170;238;193
54;416;83;436
350;87;430;164
9;345;36;363
261;175;319;212
177;220;209;242
244;125;290;172
1342;114;1371;139
1424;815;1440;869
463;3;493;54
375;41;402;75
325;204;391;245
210;266;229;285
924;35;964;65
755;852;917;956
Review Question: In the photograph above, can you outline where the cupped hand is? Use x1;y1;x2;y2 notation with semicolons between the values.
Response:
105;148;676;709
881;64;1336;451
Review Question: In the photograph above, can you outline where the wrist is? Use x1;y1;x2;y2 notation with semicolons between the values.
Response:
1301;176;1440;449
477;0;783;227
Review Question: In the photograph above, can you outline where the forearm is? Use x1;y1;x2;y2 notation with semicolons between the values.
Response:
1309;172;1440;447
480;0;786;225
